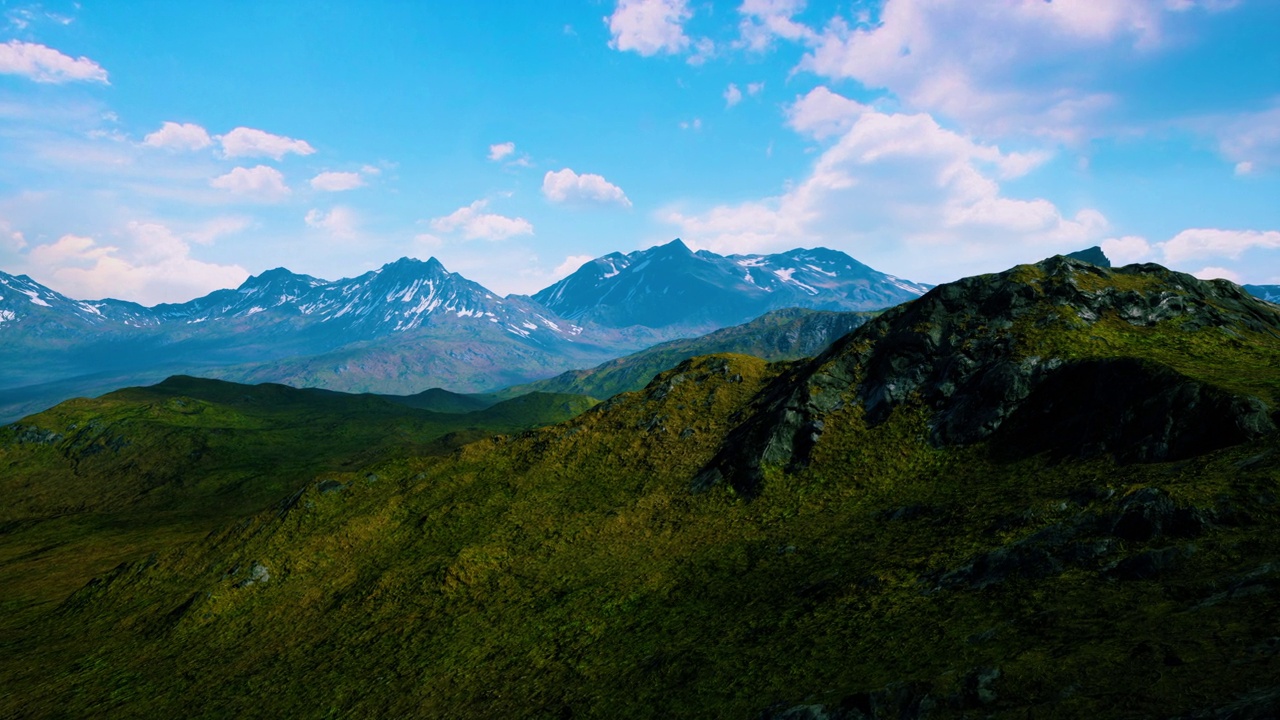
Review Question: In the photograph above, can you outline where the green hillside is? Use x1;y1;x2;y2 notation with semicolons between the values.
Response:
0;377;595;654
4;257;1280;718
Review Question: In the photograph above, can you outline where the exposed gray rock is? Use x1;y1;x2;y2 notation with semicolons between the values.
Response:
927;487;1208;591
234;562;270;588
5;424;64;446
1105;545;1195;581
696;256;1280;495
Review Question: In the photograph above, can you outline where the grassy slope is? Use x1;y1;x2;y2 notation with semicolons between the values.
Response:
4;263;1280;717
0;376;596;656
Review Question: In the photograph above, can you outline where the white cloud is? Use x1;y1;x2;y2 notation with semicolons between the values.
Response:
554;254;595;279
210;166;291;200
310;171;365;192
679;117;703;131
1213;106;1280;172
737;0;817;52
747;81;765;96
794;0;1217;141
687;37;716;66
305;207;359;239
1192;266;1242;283
1101;235;1154;265
142;122;213;151
24;225;248;305
0;218;26;253
662;99;1099;283
489;142;516;161
218;127;316;160
542;168;632;207
606;0;692;56
787;86;871;140
429;200;534;241
1159;228;1280;263
724;83;743;108
0;40;108;84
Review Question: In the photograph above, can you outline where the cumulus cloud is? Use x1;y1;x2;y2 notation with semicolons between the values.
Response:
0;40;108;83
1099;228;1280;280
542;168;632;207
663;94;1098;282
309;171;364;192
1192;266;1242;283
787;86;871;140
489;142;516;161
24;224;248;305
305;207;359;239
554;254;595;279
1101;235;1154;265
143;122;213;151
606;0;692;56
793;0;1220;141
429;200;534;241
737;0;817;52
218;127;316;160
724;83;743;108
210;165;291;200
1160;228;1280;263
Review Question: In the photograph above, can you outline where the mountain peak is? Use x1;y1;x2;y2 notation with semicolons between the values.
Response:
1064;246;1111;268
652;238;693;257
239;267;310;289
532;243;930;329
381;256;437;269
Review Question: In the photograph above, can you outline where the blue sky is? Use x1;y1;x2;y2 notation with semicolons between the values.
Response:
0;0;1278;304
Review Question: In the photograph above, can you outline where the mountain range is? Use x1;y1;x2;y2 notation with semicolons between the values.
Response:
6;253;1280;717
0;241;928;422
533;239;929;330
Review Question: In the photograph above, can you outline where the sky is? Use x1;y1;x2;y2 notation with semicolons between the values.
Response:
0;0;1278;305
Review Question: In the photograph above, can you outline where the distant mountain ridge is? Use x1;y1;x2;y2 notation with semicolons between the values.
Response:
498;307;874;401
1245;284;1280;303
533;239;929;331
0;244;933;421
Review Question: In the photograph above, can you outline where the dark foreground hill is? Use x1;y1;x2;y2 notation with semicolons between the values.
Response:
4;256;1280;718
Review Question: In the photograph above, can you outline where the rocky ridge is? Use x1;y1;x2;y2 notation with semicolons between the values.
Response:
696;256;1280;495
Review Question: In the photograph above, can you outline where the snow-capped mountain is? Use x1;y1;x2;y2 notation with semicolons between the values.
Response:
0;271;117;329
531;239;930;330
3;258;583;345
0;245;931;422
0;258;611;422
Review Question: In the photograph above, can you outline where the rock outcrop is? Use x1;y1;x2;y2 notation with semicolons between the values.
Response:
696;256;1280;495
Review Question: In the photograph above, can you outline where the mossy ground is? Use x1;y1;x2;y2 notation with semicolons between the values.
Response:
2;350;1278;718
0;377;596;680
